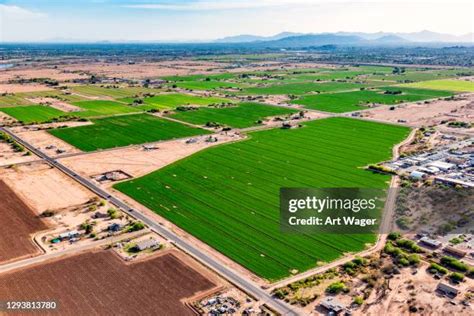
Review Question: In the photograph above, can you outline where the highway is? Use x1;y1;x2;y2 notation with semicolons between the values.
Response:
0;126;299;316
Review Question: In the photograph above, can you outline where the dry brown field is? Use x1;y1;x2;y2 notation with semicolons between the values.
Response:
0;250;218;315
0;180;48;263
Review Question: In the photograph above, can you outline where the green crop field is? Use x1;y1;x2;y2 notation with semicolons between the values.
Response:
0;90;85;107
168;102;298;128
120;93;234;110
0;105;67;124
241;82;369;95
292;87;453;113
172;80;245;91
49;113;210;151
400;79;474;92
71;100;140;117
71;85;161;98
115;118;410;280
162;73;237;82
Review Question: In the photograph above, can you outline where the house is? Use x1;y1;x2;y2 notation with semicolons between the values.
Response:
444;246;467;258
134;238;160;251
420;237;442;248
319;297;346;314
108;223;122;232
428;161;455;171
410;170;427;180
437;283;459;297
58;230;80;240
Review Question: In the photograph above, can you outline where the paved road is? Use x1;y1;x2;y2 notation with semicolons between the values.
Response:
0;126;299;316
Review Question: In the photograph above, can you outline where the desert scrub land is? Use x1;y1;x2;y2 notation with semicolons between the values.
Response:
168;102;298;128
115;117;410;280
49;113;211;151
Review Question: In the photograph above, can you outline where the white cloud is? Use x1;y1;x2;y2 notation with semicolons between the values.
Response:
0;4;46;19
123;0;320;11
123;0;473;11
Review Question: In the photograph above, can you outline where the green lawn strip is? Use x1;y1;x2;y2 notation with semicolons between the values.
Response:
71;100;140;117
168;102;298;128
115;117;409;280
49;113;210;151
0;105;67;124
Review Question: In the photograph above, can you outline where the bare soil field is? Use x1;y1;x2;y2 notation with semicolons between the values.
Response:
0;163;93;212
0;68;88;83
15;130;82;157
0;250;220;315
59;60;228;79
27;97;82;112
363;94;474;128
0;142;37;166
59;132;243;181
0;180;48;263
0;84;53;94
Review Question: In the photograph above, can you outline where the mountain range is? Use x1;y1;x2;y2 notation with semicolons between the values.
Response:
215;31;474;44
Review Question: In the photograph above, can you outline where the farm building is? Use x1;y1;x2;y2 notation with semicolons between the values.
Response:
319;297;346;314
444;246;467;258
428;161;455;171
135;238;160;251
436;283;459;297
434;177;474;188
420;237;442;248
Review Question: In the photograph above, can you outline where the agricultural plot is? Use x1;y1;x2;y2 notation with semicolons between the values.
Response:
172;80;245;91
291;87;453;113
71;85;161;99
71;100;140;117
0;250;217;315
0;105;67;124
401;79;474;92
115;118;410;280
162;73;238;82
49;113;210;151
241;82;370;95
0;90;85;107
120;93;234;111
168;102;298;128
0;180;48;263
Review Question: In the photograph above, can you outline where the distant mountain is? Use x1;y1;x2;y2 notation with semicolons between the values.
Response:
215;31;473;45
215;32;303;43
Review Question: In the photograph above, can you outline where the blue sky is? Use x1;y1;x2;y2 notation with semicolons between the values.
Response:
0;0;472;42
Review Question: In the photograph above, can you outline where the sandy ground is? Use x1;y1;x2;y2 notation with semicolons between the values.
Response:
363;94;474;128
0;163;94;213
0;142;37;166
361;262;473;315
59;132;244;181
27;97;82;112
59;61;228;79
10;120;92;133
0;68;88;83
0;83;53;94
15;130;81;157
